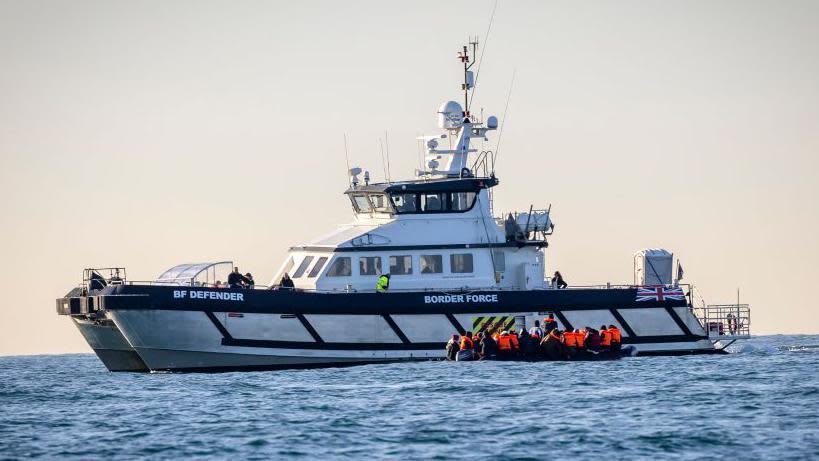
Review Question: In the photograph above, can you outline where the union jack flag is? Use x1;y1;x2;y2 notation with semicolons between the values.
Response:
636;286;685;302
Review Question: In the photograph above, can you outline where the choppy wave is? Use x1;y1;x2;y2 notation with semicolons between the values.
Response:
780;344;819;353
1;335;819;460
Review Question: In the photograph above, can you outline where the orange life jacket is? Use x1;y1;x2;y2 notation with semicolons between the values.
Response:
600;330;612;347
608;327;622;343
563;331;579;347
548;331;562;343
509;334;520;350
460;336;474;350
576;332;586;348
498;334;512;351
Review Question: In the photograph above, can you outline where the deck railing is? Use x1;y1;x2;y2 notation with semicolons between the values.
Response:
693;304;751;339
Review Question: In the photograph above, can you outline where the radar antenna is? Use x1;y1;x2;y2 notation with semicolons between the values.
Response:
458;38;478;122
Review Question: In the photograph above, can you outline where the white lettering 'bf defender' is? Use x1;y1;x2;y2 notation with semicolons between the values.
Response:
56;41;751;372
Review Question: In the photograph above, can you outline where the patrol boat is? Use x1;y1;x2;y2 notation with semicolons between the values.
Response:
56;43;752;372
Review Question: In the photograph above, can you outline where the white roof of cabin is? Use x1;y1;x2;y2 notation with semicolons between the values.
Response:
304;225;379;248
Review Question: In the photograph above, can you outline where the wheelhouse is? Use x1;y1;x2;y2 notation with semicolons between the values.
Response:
345;177;498;216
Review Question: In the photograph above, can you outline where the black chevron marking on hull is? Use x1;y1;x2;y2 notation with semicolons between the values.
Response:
205;312;233;340
609;309;637;337
553;311;574;331
382;314;411;344
446;313;466;335
664;307;694;336
296;314;324;343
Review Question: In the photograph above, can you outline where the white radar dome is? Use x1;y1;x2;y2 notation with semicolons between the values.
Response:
437;101;464;129
487;115;499;129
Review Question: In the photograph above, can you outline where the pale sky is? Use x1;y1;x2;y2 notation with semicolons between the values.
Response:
1;0;817;355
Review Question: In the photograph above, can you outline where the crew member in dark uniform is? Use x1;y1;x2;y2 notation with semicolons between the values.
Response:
553;271;567;289
227;267;251;289
279;272;295;289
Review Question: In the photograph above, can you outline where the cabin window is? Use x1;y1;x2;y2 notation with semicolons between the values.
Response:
450;253;474;273
352;195;372;213
451;192;477;211
292;256;314;278
369;194;393;213
420;255;443;274
359;256;382;276
389;255;412;275
390;193;418;213
421;193;446;212
326;257;352;277
307;256;328;278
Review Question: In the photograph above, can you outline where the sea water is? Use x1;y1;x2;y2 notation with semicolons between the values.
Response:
1;335;818;460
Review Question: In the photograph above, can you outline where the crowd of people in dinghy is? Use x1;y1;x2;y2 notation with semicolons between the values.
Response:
445;315;624;361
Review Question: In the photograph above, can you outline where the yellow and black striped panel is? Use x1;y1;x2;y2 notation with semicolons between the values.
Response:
471;316;516;335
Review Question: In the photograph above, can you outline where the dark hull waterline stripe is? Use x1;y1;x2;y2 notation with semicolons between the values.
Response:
609;309;637;337
445;313;466;336
382;314;411;344
296;314;324;343
636;348;726;357
621;335;706;344
220;334;707;351
665;307;694;336
222;338;442;350
152;358;429;373
552;311;574;331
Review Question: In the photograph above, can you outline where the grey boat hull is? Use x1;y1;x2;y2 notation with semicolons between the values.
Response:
72;316;148;372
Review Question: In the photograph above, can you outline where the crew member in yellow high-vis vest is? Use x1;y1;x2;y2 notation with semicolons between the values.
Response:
376;273;390;293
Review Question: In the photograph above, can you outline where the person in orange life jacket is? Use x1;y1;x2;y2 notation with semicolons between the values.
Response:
575;329;586;349
599;325;613;350
497;331;515;359
491;326;501;342
509;329;520;355
445;334;460;361
585;327;602;352
460;332;474;351
563;329;582;359
607;325;622;352
541;328;565;360
543;314;558;332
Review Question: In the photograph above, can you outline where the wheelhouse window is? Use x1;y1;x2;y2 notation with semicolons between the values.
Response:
451;192;477;211
369;194;393;213
389;191;477;214
421;193;446;212
359;256;382;276
390;193;418;213
292;256;314;278
450;253;474;273
351;195;372;213
307;256;328;278
389;255;412;275
420;255;443;274
326;257;351;277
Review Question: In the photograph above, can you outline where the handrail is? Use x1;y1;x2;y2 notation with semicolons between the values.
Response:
119;281;689;294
